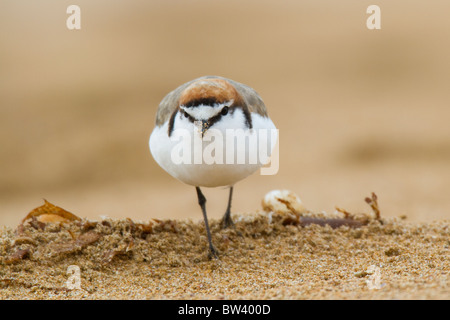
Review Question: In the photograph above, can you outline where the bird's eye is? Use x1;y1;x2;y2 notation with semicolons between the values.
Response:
221;106;229;116
183;111;189;118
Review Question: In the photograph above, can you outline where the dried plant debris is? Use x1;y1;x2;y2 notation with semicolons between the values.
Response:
262;190;383;229
21;199;82;224
4;248;31;264
44;231;102;257
1;200;163;266
4;201;96;263
1;193;384;266
2;193;386;265
1;196;448;300
365;192;382;220
101;238;135;265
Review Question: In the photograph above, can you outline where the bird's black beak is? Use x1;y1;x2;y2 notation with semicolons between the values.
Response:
200;120;210;137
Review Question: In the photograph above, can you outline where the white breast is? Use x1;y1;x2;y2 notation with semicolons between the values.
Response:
149;109;277;188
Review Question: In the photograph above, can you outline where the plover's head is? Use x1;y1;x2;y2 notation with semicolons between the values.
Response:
171;78;252;137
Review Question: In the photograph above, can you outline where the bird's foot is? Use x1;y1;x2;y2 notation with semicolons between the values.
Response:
220;214;235;229
208;245;219;259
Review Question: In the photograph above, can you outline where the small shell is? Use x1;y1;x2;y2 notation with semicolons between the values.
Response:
262;190;307;214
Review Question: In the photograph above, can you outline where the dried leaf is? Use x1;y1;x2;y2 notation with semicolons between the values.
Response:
47;231;101;256
5;248;31;264
74;231;102;247
12;237;37;246
22;199;81;224
29;216;46;230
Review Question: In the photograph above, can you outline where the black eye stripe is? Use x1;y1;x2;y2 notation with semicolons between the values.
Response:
181;106;230;121
176;105;249;132
184;97;219;108
180;110;195;122
207;111;228;127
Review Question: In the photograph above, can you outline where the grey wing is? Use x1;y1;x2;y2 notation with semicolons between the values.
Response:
227;79;268;117
155;81;191;126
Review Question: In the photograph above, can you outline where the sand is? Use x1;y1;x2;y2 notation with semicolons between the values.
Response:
1;203;448;300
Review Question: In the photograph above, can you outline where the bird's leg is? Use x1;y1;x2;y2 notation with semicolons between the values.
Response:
221;186;235;229
195;187;219;259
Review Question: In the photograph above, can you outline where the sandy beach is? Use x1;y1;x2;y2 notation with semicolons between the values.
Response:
1;199;448;300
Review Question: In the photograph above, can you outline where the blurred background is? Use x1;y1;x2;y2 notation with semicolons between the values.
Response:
1;0;449;227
